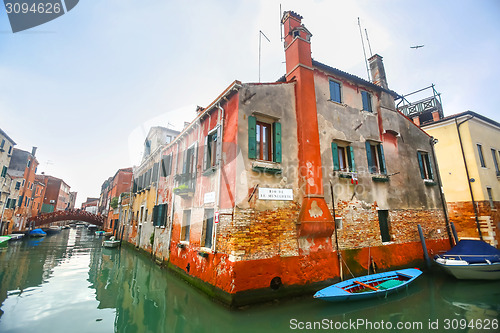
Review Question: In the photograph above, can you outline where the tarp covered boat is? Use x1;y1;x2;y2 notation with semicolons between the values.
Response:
434;240;500;280
314;268;422;302
29;228;46;237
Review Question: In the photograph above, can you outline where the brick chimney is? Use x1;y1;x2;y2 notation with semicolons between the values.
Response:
368;54;388;89
31;146;37;156
282;11;334;252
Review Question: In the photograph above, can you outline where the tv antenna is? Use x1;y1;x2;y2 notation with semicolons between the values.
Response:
358;17;371;81
258;30;271;83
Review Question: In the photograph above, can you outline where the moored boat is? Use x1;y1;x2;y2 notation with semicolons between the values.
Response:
103;236;120;248
29;228;47;237
45;226;62;235
313;268;422;302
434;240;500;280
95;230;106;236
7;234;24;241
0;236;11;247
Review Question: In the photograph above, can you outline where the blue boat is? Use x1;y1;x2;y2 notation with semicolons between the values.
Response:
434;240;500;280
29;228;46;238
314;268;422;302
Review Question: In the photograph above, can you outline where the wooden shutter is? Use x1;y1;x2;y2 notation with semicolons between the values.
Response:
216;126;222;166
427;154;434;180
203;135;209;170
152;205;159;226
365;141;373;172
248;116;257;159
349;146;356;172
273;122;282;163
331;142;340;171
417;152;425;179
378;144;387;174
330;81;341;103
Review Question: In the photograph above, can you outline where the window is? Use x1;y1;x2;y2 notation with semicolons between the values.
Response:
491;149;500;176
183;145;197;175
204;128;220;170
8;146;12;154
417;151;434;180
248;116;281;163
329;80;341;103
331;142;356;172
477;144;486;167
27;160;31;168
181;210;191;242
365;142;386;174
17;195;23;207
361;91;372;112
151;162;159;183
201;209;215;249
15;181;20;190
1;166;6;178
487;187;494;209
152;203;168;227
378;210;391;242
0;139;4;150
161;154;172;177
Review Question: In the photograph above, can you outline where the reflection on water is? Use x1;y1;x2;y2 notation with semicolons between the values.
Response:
0;229;499;333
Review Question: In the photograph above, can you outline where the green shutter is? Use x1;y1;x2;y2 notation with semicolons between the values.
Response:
349;146;356;172
153;205;159;226
378;144;387;174
1;166;7;178
427;154;434;180
248;116;257;159
331;142;340;171
18;195;23;207
273;122;282;163
417;152;425;179
365;141;373;172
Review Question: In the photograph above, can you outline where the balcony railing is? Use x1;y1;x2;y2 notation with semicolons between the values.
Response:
396;84;443;119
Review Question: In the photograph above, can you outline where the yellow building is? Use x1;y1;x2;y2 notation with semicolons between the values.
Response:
422;111;500;247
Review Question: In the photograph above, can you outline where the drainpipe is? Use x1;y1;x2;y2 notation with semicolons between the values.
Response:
455;116;483;241
166;142;179;260
429;136;454;246
213;103;225;252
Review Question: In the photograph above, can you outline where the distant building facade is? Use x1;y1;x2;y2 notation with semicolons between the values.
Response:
81;197;99;214
421;111;500;247
0;128;16;235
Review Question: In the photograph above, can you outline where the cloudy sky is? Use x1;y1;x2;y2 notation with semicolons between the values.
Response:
1;0;499;206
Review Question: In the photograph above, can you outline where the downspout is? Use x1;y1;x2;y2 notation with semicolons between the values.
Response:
429;137;454;246
213;103;225;252
151;149;163;257
455;116;483;241
166;142;179;260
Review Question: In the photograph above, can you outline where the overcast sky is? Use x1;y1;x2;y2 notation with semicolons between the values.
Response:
1;0;499;206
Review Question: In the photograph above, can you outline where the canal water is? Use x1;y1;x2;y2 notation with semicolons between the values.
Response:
0;228;499;333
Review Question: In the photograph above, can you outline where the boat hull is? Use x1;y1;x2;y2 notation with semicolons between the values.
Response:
314;268;422;302
434;259;500;280
103;240;120;248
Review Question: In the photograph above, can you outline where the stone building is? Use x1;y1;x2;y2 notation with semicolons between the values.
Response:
121;11;450;306
421;111;500;247
0;127;16;235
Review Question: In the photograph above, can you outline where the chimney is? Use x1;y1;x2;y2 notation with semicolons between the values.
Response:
368;54;388;89
31;146;37;156
281;11;334;251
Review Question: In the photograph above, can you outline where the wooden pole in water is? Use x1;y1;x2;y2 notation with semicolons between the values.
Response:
418;224;431;268
330;181;343;281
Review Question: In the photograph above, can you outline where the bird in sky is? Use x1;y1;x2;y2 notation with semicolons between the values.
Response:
410;45;425;49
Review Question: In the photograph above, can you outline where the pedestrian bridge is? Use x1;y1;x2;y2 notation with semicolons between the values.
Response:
28;209;105;228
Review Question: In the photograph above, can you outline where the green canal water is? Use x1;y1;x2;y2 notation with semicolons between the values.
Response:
0;228;499;333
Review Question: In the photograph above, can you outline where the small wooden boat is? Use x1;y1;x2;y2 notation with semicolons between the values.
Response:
314;268;422;302
45;226;62;235
29;228;46;238
103;236;120;248
7;234;24;241
95;230;106;236
434;240;500;280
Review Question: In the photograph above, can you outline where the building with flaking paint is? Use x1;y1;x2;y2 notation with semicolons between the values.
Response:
121;11;450;306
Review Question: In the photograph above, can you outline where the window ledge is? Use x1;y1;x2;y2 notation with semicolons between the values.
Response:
198;248;211;257
424;179;437;186
337;171;355;179
252;161;282;174
372;174;389;182
202;166;217;176
328;99;346;107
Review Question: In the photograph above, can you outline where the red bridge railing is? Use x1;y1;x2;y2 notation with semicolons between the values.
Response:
28;209;105;228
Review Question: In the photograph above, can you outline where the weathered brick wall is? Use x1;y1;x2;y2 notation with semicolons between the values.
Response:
216;204;300;261
335;199;447;250
447;200;500;247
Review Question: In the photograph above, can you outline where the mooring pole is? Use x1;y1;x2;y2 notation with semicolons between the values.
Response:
330;181;343;281
417;224;431;269
450;222;459;245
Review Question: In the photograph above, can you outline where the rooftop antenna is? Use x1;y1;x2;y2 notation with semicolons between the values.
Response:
365;28;373;57
357;17;371;81
258;30;271;83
